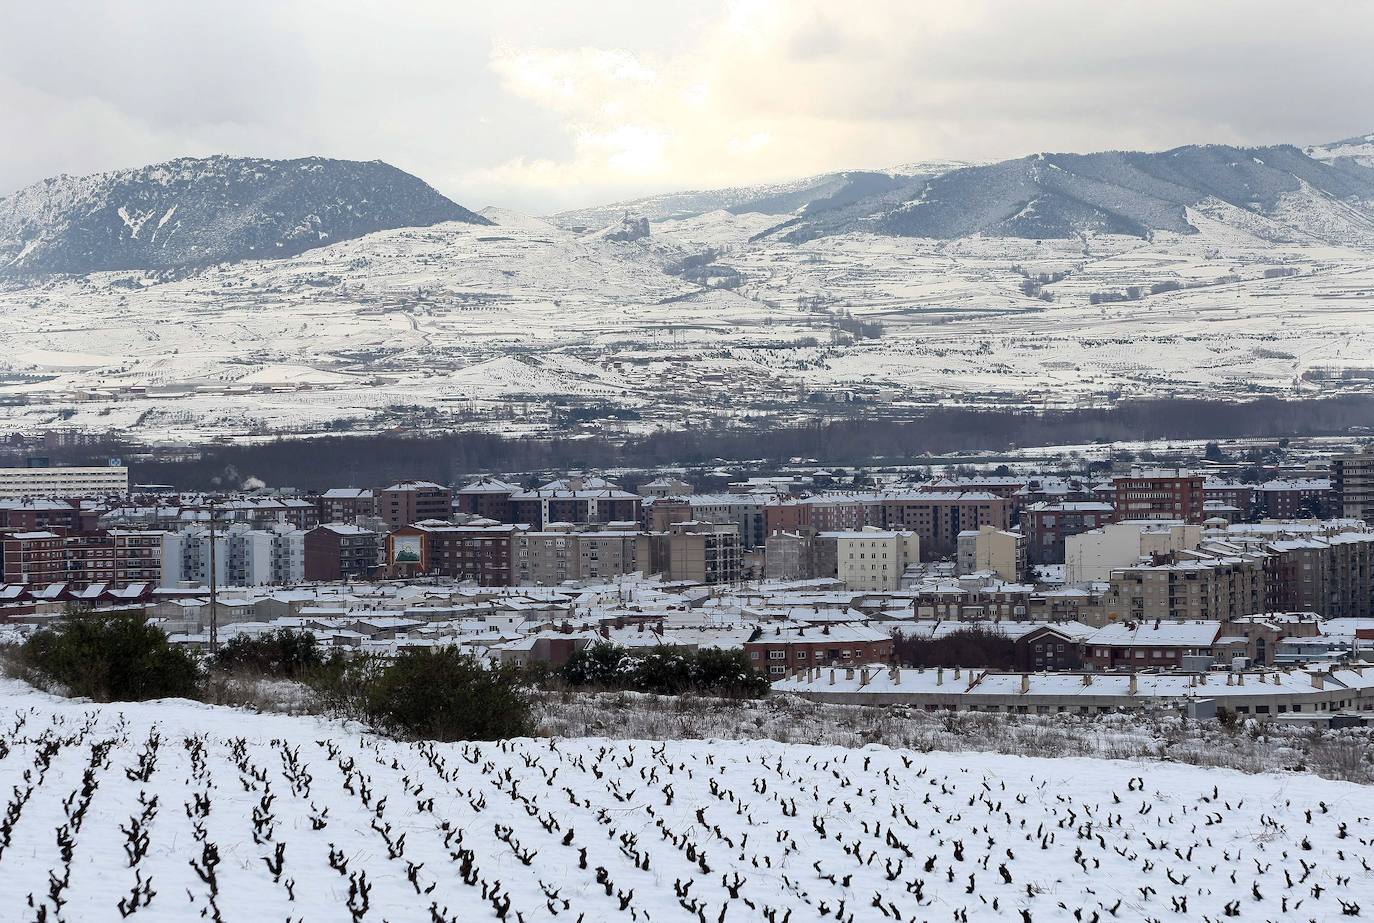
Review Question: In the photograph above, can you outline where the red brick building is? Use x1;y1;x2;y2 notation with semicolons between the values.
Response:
455;477;520;521
378;481;454;530
304;524;379;581
1254;479;1333;519
1112;471;1205;523
1023;501;1116;565
315;489;376;525
744;623;893;677
386;523;521;586
2;529;162;588
0;499;92;532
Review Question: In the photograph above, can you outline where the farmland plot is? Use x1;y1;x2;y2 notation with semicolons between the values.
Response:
1;681;1373;921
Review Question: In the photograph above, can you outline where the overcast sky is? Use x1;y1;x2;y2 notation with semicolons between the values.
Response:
3;0;1373;213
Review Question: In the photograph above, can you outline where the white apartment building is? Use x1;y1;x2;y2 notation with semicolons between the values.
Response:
830;527;920;591
0;465;128;497
1065;521;1202;583
161;522;304;587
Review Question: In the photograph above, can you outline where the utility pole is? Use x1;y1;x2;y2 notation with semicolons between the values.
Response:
208;498;219;654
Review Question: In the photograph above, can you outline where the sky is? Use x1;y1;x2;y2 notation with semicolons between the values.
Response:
3;0;1373;214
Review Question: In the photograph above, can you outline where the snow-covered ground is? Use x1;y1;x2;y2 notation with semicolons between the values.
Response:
3;677;1374;921
1;203;1373;444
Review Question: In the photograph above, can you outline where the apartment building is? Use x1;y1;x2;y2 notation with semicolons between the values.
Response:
635;521;742;585
1023;501;1115;565
1333;446;1374;523
1065;521;1202;583
216;498;319;531
0;498;91;531
386;522;521;586
0;464;129;498
455;477;521;520
763;494;878;535
378;480;454;530
1112;470;1205;523
876;491;1011;560
1099;555;1266;623
637;477;694;498
160;523;304;587
956;525;1025;582
828;528;920;591
508;477;641;529
764;528;839;581
646;494;766;548
514;526;641;585
315;488;377;524
1255;478;1334;519
303;523;380;581
1203;479;1255;517
1;529;162;587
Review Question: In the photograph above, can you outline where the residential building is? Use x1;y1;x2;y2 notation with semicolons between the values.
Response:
1065;521;1202;583
831;527;920;591
1254;478;1334;519
636;521;742;585
1023;501;1115;564
160;523;304;587
1203;479;1255;518
1098;554;1266;623
876;492;1011;560
316;488;377;524
0;498;91;532
385;523;521;586
508;476;641;529
1333;446;1374;523
1112;470;1205;523
970;525;1026;583
647;494;766;548
1082;620;1222;671
638;477;694;498
303;524;380;581
378;480;454;530
455;477;521;520
514;526;641;585
0;464;129;498
745;623;893;677
1;529;162;588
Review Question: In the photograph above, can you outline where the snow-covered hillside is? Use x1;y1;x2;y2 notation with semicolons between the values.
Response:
1;140;1373;443
3;680;1373;921
0;155;488;276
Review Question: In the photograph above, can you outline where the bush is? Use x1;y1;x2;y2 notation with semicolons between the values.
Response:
22;612;199;702
211;629;323;678
362;647;533;741
891;627;1016;669
561;643;771;698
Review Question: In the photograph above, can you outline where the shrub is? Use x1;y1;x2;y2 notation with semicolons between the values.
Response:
561;643;771;698
211;629;323;678
891;627;1016;669
362;647;533;741
22;611;199;702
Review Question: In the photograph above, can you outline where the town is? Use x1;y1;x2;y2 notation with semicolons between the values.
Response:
3;440;1373;721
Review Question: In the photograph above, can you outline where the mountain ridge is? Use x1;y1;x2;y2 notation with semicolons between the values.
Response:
0;154;489;276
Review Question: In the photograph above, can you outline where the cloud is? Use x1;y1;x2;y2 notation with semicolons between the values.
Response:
2;0;1372;213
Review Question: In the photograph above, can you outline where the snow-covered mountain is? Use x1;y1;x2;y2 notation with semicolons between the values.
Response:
0;155;489;276
770;143;1374;245
1;135;1373;444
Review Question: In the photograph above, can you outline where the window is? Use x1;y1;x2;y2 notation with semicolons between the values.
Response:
768;650;786;661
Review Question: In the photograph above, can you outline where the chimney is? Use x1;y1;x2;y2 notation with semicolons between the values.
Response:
1311;672;1325;690
845;667;855;681
599;623;609;639
892;667;901;685
1082;674;1092;686
953;667;961;680
829;669;836;686
860;667;871;686
1128;673;1137;696
936;667;944;686
1020;673;1030;694
1237;673;1245;686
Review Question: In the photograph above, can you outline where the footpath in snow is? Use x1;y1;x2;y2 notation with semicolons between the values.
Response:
1;678;1372;921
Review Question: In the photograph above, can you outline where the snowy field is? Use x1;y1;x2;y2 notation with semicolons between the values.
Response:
4;679;1374;921
1;204;1372;443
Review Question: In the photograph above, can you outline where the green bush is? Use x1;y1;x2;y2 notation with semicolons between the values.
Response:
22;612;199;702
362;647;533;741
211;629;323;678
560;643;770;698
